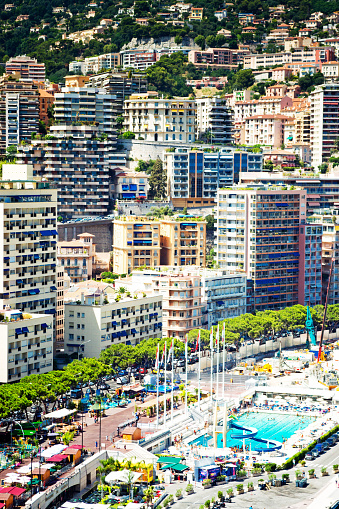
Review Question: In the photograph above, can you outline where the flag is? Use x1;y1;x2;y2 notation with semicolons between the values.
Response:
210;328;214;350
161;343;166;365
155;343;159;370
195;331;200;352
216;324;219;347
222;323;225;344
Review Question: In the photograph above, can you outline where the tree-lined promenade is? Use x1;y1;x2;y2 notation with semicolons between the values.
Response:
1;304;339;420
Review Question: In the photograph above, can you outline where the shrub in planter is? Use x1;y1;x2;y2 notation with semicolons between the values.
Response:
333;464;339;472
300;460;306;466
226;488;233;498
186;483;194;493
218;491;223;500
211;497;215;504
265;463;276;472
167;495;174;505
295;469;302;479
236;484;244;492
202;479;211;488
282;473;290;481
308;469;315;478
204;500;210;508
237;469;246;478
321;467;328;476
176;489;182;499
247;481;254;492
163;500;169;508
252;467;261;476
269;474;276;481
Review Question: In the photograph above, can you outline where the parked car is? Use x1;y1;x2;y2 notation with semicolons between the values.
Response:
116;376;128;385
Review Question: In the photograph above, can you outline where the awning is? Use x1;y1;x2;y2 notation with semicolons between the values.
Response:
22;327;29;333
45;408;76;419
169;463;189;472
46;454;68;462
157;456;182;464
105;470;142;484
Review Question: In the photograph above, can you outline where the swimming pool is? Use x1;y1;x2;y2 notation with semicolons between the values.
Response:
190;412;316;450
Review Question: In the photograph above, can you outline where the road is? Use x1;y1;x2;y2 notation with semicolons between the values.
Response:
167;444;339;509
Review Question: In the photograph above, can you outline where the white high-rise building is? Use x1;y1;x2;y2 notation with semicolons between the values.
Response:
0;164;57;315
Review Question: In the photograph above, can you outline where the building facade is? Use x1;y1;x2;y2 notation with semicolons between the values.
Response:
69;53;121;74
310;83;339;169
243;46;335;69
200;270;247;328
160;218;206;268
240;115;290;147
64;289;163;358
57;233;96;284
123;93;196;143
112;218;161;274
6;55;46;81
54;80;119;140
0;308;53;383
215;186;310;311
16;125;116;218
0;164;57;316
164;148;263;207
0;76;39;155
195;97;233;144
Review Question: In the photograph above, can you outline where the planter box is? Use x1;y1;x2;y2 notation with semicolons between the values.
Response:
308;474;315;479
334;469;339;474
185;490;194;496
203;484;211;489
321;472;329;477
237;489;244;495
274;480;282;487
247;486;254;492
216;481;226;485
252;472;261;477
176;496;183;500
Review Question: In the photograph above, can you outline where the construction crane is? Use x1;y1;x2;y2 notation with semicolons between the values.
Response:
318;258;334;363
305;305;317;349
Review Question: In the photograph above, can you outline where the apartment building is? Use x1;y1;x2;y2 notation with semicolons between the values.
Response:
164;148;263;207
56;267;68;351
160;218;206;267
87;72;148;103
215;186;313;311
120;49;158;71
123;93;196;143
16;125;115;219
57;233;96;284
310;83;339;169
112;218;161;274
112;216;207;273
243;46;335;69
188;7;203;20
69;53;121;74
39;89;54;125
195;97;233;144
6;55;46;81
64;282;162;357
200;269;247;328
300;223;323;307
240;115;290;147
188;48;248;69
0;76;39;155
234;95;292;122
54;80;119;140
0;164;57;317
157;274;203;339
113;168;149;200
0;308;53;383
308;209;339;305
322;61;339;80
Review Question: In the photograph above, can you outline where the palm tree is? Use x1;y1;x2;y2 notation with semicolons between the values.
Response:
97;466;106;501
144;486;155;508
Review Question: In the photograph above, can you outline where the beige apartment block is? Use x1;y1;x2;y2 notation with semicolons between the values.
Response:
112;218;161;274
160;218;206;267
57;233;96;284
123;92;196;142
113;217;207;274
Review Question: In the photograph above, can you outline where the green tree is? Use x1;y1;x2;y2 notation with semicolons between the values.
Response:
234;69;255;90
148;158;167;199
264;160;274;171
194;35;205;49
6;145;17;161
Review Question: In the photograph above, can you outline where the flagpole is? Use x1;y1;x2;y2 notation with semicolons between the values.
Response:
210;328;213;403
171;340;174;421
185;334;188;414
156;343;159;426
164;341;167;426
216;324;220;402
222;323;226;400
198;331;201;411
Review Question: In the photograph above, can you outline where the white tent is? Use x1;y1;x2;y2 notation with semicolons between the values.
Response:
41;444;67;459
105;470;142;485
45;408;76;419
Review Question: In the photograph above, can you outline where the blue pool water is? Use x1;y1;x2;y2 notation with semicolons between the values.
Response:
190;412;316;450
